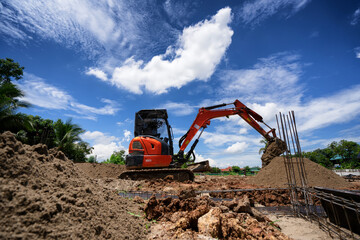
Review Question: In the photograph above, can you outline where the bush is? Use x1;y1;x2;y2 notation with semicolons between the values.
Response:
104;150;126;165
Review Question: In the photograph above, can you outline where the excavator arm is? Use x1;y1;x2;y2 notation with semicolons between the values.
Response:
176;99;279;163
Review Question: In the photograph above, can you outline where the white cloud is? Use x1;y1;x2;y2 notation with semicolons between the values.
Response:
225;142;249;154
159;102;196;116
355;47;360;59
296;85;360;132
100;7;233;94
351;8;360;25
239;0;311;25
194;153;217;168
0;0;175;59
19;73;120;120
86;68;108;81
82;130;131;161
220;53;303;104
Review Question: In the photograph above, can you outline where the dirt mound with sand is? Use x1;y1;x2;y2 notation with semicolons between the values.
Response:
145;189;290;240
249;157;352;189
76;162;126;179
0;131;147;239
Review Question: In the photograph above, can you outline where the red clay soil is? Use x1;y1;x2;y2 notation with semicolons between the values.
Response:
0;132;148;239
75;162;126;179
249;157;352;189
145;190;290;240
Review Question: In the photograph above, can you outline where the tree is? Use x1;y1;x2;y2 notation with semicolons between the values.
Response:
16;115;56;147
0;58;24;84
258;137;269;154
231;166;241;173
87;155;97;163
243;166;251;176
53;118;91;162
211;167;221;173
303;140;360;169
104;150;126;165
0;58;31;133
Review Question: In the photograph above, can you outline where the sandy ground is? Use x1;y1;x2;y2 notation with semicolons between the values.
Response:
268;214;331;240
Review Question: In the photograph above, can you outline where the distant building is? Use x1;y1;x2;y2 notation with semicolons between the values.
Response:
220;167;232;172
330;155;343;167
249;167;260;174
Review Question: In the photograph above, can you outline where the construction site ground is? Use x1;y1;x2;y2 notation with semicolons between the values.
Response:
1;131;359;239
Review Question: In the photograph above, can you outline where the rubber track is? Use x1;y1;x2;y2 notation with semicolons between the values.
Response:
119;168;195;182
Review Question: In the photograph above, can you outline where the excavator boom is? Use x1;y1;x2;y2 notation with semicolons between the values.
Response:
176;100;280;164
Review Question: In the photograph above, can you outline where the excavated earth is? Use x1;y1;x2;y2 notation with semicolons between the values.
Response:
144;190;290;240
2;130;357;239
248;156;353;189
0;132;148;239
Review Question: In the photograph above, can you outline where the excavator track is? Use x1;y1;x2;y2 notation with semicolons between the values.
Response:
119;168;195;182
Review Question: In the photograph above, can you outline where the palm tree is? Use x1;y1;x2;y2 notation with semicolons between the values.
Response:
258;137;269;154
53;119;85;150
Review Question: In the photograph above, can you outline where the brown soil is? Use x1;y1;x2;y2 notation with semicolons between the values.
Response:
75;162;126;178
0;131;148;239
249;157;352;189
137;175;258;192
145;191;290;239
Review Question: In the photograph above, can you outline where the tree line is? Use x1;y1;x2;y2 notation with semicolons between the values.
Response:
0;58;92;162
303;140;360;169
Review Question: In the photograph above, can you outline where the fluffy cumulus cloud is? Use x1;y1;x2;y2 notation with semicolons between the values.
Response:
99;7;233;94
82;130;131;161
225;142;249;153
239;0;311;25
19;73;119;120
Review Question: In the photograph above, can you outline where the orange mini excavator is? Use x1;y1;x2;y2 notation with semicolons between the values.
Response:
119;99;286;181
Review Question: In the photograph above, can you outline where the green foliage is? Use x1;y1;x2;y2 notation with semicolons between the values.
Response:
87;155;97;163
104;150;126;165
0;58;31;133
51;118;92;162
258;137;269;154
243;166;250;176
231;166;241;173
211;167;221;173
304;140;360;169
16;115;56;147
0;58;92;162
0;58;24;84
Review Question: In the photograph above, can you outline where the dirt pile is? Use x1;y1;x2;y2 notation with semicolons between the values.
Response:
76;162;126;179
249;157;352;188
145;190;290;239
0;131;147;239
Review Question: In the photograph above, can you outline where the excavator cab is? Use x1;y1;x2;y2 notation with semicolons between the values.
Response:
134;109;173;151
126;109;174;169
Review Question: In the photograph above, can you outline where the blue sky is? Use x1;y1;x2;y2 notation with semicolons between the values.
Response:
1;0;360;168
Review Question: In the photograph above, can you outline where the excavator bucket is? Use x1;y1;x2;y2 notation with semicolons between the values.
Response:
186;160;211;172
261;138;287;167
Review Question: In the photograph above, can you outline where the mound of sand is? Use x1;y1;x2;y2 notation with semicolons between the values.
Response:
76;162;126;179
0;131;147;239
249;157;351;189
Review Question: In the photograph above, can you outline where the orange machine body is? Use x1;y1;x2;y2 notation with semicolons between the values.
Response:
127;136;172;169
